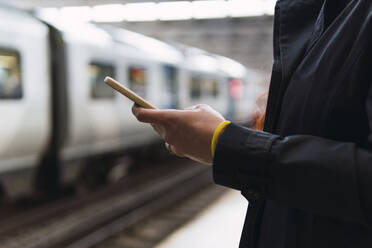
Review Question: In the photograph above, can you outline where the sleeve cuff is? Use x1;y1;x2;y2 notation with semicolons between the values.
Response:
211;121;231;159
212;123;279;199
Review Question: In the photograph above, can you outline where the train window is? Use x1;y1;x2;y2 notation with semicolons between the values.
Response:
89;62;115;99
190;76;202;99
162;65;178;108
203;78;219;97
128;66;147;98
0;49;22;99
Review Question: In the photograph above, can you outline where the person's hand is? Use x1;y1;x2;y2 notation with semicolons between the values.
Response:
132;104;225;165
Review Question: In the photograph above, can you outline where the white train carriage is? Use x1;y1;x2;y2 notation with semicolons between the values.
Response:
37;20;188;185
37;20;162;184
0;6;51;196
0;5;262;198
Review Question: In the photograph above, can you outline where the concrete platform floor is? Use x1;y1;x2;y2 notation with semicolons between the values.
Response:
155;189;248;248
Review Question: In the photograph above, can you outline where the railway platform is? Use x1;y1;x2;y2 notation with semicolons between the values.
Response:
155;189;248;248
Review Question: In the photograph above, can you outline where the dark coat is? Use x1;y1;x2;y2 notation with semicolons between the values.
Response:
213;0;372;247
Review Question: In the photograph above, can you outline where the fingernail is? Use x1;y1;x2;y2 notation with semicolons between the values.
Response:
132;105;138;116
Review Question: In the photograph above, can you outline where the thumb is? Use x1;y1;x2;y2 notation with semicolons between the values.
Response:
132;105;166;124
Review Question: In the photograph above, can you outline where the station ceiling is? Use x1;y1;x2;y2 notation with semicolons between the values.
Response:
6;0;216;9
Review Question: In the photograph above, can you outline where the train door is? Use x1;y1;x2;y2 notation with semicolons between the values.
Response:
115;55;159;148
85;57;122;153
187;72;226;113
160;64;179;109
62;37;122;161
206;74;228;116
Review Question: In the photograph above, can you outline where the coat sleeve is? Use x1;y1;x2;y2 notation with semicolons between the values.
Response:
213;119;372;228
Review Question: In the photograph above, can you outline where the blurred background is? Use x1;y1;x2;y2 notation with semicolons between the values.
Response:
14;0;275;81
0;1;274;247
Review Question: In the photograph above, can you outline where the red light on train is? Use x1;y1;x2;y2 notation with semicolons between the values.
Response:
229;78;243;99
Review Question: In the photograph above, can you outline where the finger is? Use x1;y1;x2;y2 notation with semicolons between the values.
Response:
133;106;186;124
132;105;166;124
131;103;140;115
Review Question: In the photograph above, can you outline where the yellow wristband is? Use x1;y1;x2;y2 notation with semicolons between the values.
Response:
211;121;231;159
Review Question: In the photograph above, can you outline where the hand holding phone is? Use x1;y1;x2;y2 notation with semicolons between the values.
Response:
104;76;157;109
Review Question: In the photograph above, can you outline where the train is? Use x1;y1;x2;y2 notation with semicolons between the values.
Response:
0;5;264;198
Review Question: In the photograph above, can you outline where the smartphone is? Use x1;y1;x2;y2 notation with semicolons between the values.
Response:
104;76;157;109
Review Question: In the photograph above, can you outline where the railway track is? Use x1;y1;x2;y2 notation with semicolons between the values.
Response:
92;184;227;248
0;160;216;248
